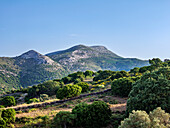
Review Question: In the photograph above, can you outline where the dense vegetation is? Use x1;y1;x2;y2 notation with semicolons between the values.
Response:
0;58;169;128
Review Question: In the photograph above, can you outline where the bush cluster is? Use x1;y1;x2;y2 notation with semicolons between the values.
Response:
119;107;170;128
0;96;16;107
56;84;82;99
126;67;170;114
0;108;16;127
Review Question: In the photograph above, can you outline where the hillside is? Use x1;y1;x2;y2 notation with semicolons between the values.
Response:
0;50;67;93
46;44;149;72
0;45;149;93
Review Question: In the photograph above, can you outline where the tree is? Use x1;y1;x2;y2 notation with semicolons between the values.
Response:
119;110;151;128
72;101;112;128
0;96;16;107
126;67;170;114
56;84;82;99
119;107;170;128
72;102;88;127
40;94;49;102
86;101;112;128
27;80;61;99
84;70;94;77
76;82;89;92
111;77;135;97
53;111;76;128
130;67;139;76
1;108;16;124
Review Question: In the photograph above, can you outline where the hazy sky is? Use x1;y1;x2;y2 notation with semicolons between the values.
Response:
0;0;170;60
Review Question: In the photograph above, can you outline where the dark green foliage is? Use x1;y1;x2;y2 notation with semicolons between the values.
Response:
73;78;82;84
27;80;61;99
86;101;112;128
93;70;116;81
40;94;49;102
53;111;76;128
110;114;125;128
76;82;89;92
139;66;150;73
111;77;136;97
110;71;128;80
61;77;72;84
0;118;6;128
130;67;139;75
72;101;112;128
0;96;16;107
126;67;170;114
1;108;16;123
72;102;89;127
84;70;94;77
0;105;5;108
56;84;82;99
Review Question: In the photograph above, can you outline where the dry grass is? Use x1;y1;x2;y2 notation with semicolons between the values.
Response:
16;107;72;118
5;99;59;110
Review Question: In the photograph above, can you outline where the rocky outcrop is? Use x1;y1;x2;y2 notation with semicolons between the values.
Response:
18;50;54;65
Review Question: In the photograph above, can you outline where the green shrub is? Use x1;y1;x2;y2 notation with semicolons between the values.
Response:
0;96;16;107
27;80;61;99
119;110;151;128
76;82;89;92
119;107;170;128
27;98;39;104
0;118;6;128
72;101;112;128
84;70;94;77
111;77;135;97
56;84;82;99
40;94;49;102
72;102;89;127
53;111;76;128
1;108;16;124
0;105;5;108
126;67;170;114
74;78;82;84
86;101;112;128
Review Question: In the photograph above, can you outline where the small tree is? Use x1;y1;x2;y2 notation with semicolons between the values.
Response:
86;101;112;128
53;111;76;128
76;82;89;92
56;84;82;99
111;77;135;97
126;67;170;114
0;118;6;128
1;108;16;124
72;102;88;127
119;110;151;128
84;70;93;77
119;107;170;128
0;96;16;107
40;94;49;102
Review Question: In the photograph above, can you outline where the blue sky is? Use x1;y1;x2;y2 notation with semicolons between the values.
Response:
0;0;170;60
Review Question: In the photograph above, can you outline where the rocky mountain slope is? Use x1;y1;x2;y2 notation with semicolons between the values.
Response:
46;45;149;72
0;50;66;93
0;45;149;93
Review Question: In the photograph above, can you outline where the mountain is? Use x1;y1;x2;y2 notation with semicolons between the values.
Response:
0;45;149;93
0;50;66;93
46;45;149;72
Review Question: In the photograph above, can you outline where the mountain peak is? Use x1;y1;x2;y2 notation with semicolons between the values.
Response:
18;50;54;65
19;50;41;59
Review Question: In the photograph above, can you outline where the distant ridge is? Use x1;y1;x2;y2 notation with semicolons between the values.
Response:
0;44;149;93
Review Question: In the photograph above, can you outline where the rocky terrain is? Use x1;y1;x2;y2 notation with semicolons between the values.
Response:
0;44;149;93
